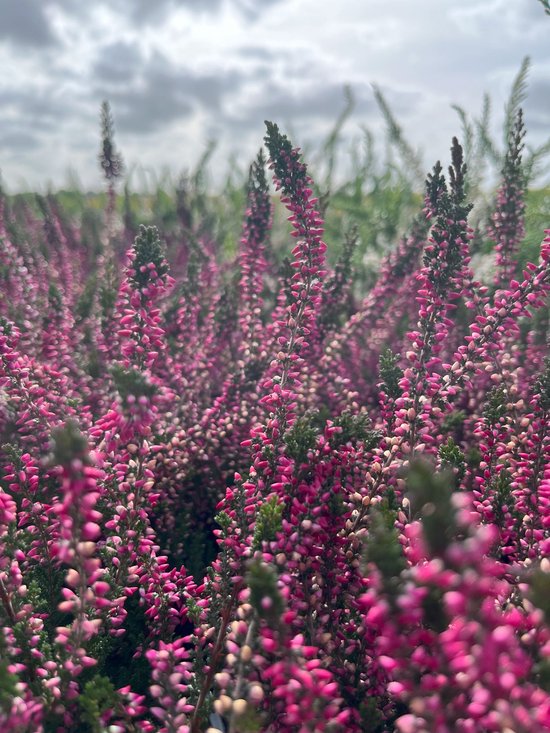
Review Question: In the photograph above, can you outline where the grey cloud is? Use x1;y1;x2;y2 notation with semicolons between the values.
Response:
222;80;426;159
524;79;550;131
97;54;244;134
0;0;56;46
517;0;550;21
0;88;74;132
232;0;286;21
452;0;547;36
231;81;377;129
176;0;284;19
106;84;193;136
44;0;179;23
0;128;41;152
176;0;224;13
111;0;185;23
238;46;278;61
45;0;281;26
93;41;144;84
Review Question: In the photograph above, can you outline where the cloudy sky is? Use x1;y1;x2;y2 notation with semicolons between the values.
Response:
0;0;549;191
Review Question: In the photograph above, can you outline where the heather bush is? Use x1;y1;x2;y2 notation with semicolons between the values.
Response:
0;91;549;733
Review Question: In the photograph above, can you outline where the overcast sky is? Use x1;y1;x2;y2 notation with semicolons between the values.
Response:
0;0;548;191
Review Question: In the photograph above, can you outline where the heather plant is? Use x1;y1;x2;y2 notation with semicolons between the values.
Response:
0;90;549;733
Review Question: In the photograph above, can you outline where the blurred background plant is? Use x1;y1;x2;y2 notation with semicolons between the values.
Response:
2;58;549;294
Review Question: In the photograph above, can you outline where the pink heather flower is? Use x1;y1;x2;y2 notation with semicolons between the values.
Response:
0;113;549;733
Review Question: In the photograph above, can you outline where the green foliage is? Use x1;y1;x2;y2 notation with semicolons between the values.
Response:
328;487;346;517
425;160;446;212
535;658;550;692
264;121;309;194
503;109;526;191
214;510;231;533
0;317;13;336
245;149;270;237
50;419;89;467
451;104;476;190
520;187;550;274
111;365;157;404
75;275;98;322
485;469;520;532
318;123;420;287
35;194;57;253
357;697;386;733
24;564;70;640
379;348;403;399
253;496;283;550
246;560;284;628
0;633;18;715
483;386;508;425
47;283;62;311
319;226;357;332
78;675;118;733
406;461;458;558
154;487;219;580
186;597;202;626
503;58;530;149
473;58;549;188
438;437;466;482
534;357;550;412
99;261;119;321
421;586;448;633
530;569;550;625
331;410;381;450
130;225;168;288
0;442;22;473
445;60;550;263
441;410;466;434
423;139;473;308
152;187;179;231
284;414;319;464
234;709;263;733
86;345;102;380
176;173;193;230
365;499;406;601
213;274;239;335
186;526;217;581
100;592;151;694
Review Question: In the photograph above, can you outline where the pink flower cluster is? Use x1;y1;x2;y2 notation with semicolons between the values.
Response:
0;114;549;733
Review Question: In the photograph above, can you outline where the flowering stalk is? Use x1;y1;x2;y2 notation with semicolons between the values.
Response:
319;217;427;411
398;139;473;454
49;422;107;698
184;122;330;730
489;109;526;289
440;231;550;401
253;121;327;481
118;225;173;373
238;149;271;358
